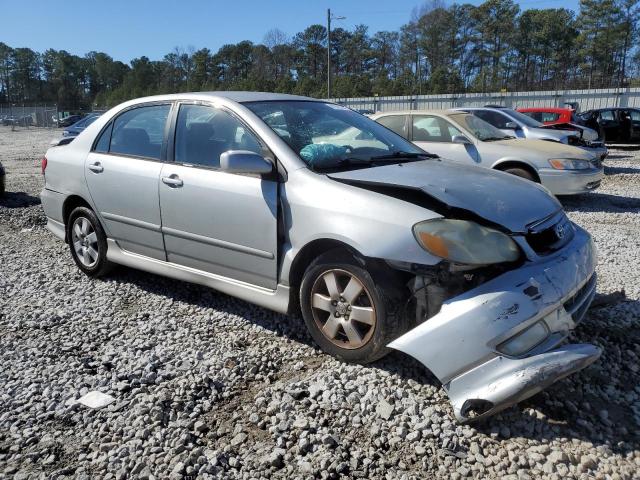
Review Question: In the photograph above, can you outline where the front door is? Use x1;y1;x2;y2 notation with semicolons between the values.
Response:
411;115;479;164
598;110;620;142
85;103;171;260
158;103;279;289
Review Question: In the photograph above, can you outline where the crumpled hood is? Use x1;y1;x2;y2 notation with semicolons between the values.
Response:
328;160;562;233
491;138;595;160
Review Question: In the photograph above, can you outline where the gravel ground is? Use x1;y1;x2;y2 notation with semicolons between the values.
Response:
1;125;639;480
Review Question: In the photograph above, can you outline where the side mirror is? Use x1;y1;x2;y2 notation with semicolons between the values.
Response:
451;135;472;145
220;150;272;174
505;121;519;130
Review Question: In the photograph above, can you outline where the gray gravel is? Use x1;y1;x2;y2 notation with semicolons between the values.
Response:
1;125;639;479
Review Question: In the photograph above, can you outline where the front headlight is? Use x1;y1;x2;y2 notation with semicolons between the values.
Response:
413;219;520;265
548;158;592;170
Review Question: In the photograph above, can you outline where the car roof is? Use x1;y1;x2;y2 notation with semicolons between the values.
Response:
373;109;462;116
517;107;571;113
124;91;323;104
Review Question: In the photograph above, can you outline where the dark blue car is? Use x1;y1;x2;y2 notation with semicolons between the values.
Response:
63;113;102;137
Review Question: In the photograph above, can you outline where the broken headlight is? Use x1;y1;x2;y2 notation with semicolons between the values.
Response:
413;219;520;265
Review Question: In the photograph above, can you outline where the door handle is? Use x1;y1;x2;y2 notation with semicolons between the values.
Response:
162;175;183;187
88;162;103;173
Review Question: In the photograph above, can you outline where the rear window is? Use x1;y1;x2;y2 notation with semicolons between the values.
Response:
109;104;171;160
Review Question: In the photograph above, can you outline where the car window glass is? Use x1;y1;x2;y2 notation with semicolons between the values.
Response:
94;122;113;153
412;116;442;141
175;104;263;168
600;110;615;121
473;110;510;129
629;110;640;121
110;105;170;159
541;112;560;122
377;115;406;137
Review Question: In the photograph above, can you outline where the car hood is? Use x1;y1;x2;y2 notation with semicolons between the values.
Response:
490;138;596;160
327;160;561;233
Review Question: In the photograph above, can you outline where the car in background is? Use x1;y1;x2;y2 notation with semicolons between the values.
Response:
63;113;102;137
456;106;608;160
372;110;603;195
578;108;640;144
41;92;601;422
57;114;83;128
0;160;5;197
518;107;605;144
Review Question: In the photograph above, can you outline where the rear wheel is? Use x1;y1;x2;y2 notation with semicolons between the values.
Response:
300;250;407;363
67;206;112;277
502;167;536;182
0;173;5;197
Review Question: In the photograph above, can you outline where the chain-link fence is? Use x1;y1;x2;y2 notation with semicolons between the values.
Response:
0;104;59;129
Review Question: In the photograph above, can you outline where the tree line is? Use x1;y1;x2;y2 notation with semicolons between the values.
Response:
0;0;638;110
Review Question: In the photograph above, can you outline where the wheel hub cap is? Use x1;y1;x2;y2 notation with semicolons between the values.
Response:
310;269;376;350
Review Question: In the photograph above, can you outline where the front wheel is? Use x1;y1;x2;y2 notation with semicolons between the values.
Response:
503;167;536;182
299;250;407;364
67;206;112;277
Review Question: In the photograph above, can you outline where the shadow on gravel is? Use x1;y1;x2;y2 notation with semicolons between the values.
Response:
560;192;640;214
0;191;41;208
604;165;640;175
104;266;316;347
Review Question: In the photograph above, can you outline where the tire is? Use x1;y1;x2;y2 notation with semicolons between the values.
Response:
299;249;408;364
66;206;112;277
503;167;536;182
0;173;5;197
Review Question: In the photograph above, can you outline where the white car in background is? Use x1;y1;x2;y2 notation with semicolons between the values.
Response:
372;110;604;195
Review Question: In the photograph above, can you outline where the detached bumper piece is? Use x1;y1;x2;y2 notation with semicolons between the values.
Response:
388;226;599;423
448;344;601;421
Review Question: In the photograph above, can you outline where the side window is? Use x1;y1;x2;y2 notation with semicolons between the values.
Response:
412;116;461;142
524;112;542;122
630;110;640;121
474;110;510;129
541;112;560;122
110;104;170;159
94;122;112;153
175;104;263;168
600;110;615;121
377;115;407;138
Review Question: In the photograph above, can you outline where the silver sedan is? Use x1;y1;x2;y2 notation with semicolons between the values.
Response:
41;92;599;422
372;110;604;195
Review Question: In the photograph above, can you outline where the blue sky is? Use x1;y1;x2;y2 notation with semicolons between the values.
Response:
3;0;581;63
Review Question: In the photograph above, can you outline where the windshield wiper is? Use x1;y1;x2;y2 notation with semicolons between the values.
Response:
369;151;438;160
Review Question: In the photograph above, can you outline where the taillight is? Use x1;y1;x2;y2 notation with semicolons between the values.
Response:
41;156;48;175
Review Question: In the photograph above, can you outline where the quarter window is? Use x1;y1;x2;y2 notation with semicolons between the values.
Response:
109;104;170;160
377;115;407;138
174;104;263;168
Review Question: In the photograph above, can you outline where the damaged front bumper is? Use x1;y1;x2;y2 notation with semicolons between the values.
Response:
388;225;600;422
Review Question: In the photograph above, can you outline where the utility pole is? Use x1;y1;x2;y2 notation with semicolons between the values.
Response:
327;8;345;99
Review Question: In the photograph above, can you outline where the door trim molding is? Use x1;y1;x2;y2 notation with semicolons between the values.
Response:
105;239;289;314
101;212;161;232
161;226;275;259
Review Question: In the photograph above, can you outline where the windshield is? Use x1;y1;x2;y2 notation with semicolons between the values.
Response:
454;114;512;141
244;101;428;171
503;108;543;128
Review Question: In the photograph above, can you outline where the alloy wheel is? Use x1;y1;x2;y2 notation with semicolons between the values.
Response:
71;216;99;268
310;269;376;349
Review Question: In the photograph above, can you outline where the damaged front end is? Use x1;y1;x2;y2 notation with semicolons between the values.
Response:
388;218;600;422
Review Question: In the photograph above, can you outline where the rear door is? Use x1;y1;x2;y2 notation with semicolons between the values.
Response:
410;115;479;164
626;109;640;142
158;102;279;289
85;103;172;260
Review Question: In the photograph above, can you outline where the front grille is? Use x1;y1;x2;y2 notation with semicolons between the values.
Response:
526;212;574;255
563;274;597;324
